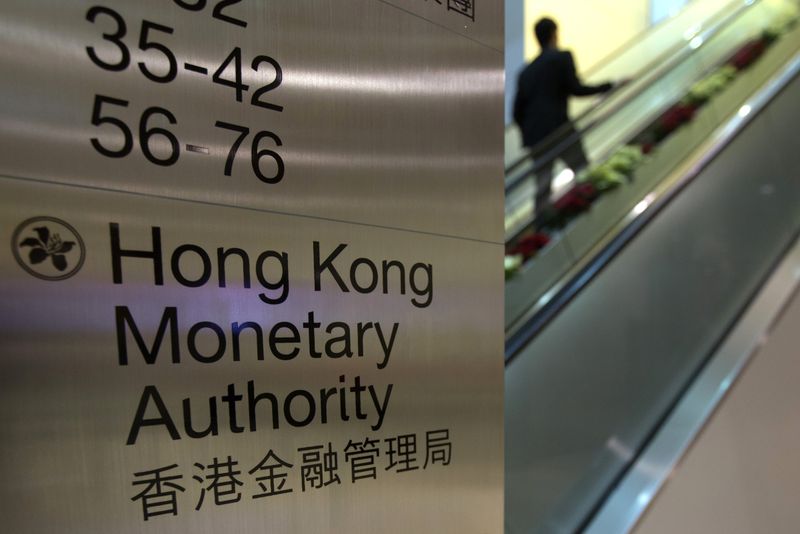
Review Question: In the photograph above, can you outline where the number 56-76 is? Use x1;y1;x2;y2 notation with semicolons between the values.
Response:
89;94;284;184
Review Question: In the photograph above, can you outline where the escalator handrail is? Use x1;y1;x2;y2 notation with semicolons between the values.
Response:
503;0;757;186
505;51;800;364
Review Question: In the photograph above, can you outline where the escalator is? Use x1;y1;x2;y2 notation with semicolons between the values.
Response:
505;0;800;336
503;0;800;532
505;0;755;175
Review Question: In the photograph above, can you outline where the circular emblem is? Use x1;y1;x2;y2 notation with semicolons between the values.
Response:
11;216;86;281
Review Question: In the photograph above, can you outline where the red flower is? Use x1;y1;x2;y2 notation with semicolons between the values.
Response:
678;103;697;120
574;183;598;199
730;39;766;70
553;183;597;214
508;232;551;259
658;103;696;134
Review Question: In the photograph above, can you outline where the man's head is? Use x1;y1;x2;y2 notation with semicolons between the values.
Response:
535;17;558;49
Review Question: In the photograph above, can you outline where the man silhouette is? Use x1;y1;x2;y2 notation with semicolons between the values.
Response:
513;17;616;218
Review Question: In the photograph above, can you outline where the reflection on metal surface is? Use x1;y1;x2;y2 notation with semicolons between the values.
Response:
683;24;702;40
631;194;656;217
284;67;502;96
1;177;504;532
606;436;635;463
552;168;576;195
636;491;653;508
0;0;503;532
0;0;503;242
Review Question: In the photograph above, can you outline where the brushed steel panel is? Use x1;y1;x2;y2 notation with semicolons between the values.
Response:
0;0;503;242
0;176;503;532
0;0;504;531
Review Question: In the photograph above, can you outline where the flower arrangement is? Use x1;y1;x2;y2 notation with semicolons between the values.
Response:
584;145;645;191
685;65;738;106
506;231;551;264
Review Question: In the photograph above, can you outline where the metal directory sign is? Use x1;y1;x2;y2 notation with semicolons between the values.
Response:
0;1;502;532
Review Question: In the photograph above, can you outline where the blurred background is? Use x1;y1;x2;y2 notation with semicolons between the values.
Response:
503;0;800;532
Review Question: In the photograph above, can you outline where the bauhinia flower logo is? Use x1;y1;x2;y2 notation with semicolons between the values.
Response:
12;217;86;281
20;226;75;271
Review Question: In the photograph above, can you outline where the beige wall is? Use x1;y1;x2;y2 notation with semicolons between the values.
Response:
522;0;741;80
524;0;650;73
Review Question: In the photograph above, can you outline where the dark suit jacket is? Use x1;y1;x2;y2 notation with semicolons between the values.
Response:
513;49;612;149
